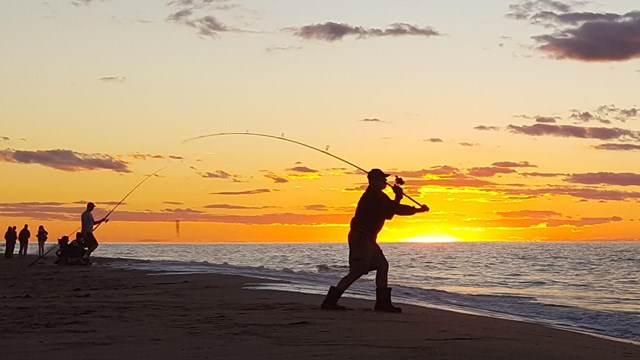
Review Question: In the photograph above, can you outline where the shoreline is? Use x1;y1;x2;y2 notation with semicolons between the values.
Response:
1;255;639;359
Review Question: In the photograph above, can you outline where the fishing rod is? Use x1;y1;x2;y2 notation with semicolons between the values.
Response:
183;132;425;207
28;167;166;267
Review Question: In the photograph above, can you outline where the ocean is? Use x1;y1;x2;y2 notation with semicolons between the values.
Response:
43;241;640;343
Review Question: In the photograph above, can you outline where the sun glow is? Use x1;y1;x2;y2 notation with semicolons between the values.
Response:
401;235;461;243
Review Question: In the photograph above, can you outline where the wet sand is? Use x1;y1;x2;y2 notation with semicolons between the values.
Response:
1;255;638;360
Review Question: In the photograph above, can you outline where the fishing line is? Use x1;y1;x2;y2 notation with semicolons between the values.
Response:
27;167;166;267
183;132;424;206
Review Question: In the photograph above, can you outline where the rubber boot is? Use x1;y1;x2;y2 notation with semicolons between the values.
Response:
321;286;346;310
374;287;402;313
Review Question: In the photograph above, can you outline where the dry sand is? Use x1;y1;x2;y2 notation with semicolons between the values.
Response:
1;255;638;360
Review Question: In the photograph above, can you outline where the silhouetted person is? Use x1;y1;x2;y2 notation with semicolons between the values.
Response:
36;225;48;256
18;224;30;258
4;226;17;259
321;168;429;313
81;202;107;261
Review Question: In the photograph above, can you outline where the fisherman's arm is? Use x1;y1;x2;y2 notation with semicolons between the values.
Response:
395;204;429;216
391;185;429;215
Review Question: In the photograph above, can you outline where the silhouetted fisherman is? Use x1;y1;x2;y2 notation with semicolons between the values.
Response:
321;168;429;312
18;224;30;258
81;202;108;261
4;226;17;259
36;225;48;256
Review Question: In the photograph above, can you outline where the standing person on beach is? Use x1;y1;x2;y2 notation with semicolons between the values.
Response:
321;168;429;313
18;224;30;258
4;226;17;259
81;202;108;261
36;225;48;256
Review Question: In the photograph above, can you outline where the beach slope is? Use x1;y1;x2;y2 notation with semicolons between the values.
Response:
1;256;638;360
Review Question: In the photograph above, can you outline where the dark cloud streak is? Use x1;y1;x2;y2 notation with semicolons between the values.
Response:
292;22;440;42
508;1;640;62
0;149;130;173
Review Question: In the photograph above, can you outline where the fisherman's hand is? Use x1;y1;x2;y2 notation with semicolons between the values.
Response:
416;205;429;213
101;217;109;223
392;185;404;198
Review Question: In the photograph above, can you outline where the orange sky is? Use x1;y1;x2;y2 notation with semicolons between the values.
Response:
1;1;640;242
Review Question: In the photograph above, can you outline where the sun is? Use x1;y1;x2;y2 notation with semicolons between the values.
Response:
401;235;461;243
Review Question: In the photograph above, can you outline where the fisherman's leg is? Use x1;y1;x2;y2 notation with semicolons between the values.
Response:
85;243;98;257
374;258;389;289
84;233;98;258
336;271;362;291
372;245;389;289
372;252;401;313
321;271;362;310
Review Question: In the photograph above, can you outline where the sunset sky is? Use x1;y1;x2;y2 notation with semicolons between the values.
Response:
2;0;639;243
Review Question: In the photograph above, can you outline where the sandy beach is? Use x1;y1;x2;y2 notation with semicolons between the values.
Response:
1;255;638;360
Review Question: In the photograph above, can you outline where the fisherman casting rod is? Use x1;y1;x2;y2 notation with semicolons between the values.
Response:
27;167;166;267
183;132;425;207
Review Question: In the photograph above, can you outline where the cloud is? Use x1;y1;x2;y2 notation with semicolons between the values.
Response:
508;1;640;61
162;207;203;214
474;125;501;131
503;186;640;201
592;143;640;151
163;201;184;205
590;105;640;123
423;138;444;143
526;105;640;125
291;22;440;42
496;210;562;218
359;118;388;123
468;166;517;177
166;0;235;38
210;189;271;195
128;153;165;160
459;142;478;147
203;204;273;210
409;176;498;188
86;209;349;225
569;110;603;123
546;216;623;227
0;149;130;172
265;45;303;53
492;161;537;168
466;214;623;229
287;166;318;173
99;76;126;83
71;0;100;6
506;123;640;141
264;173;289;183
200;170;233;179
565;172;640;186
304;204;328;211
507;0;573;20
0;136;9;141
535;116;557;123
0;202;102;222
521;172;565;177
534;12;640;61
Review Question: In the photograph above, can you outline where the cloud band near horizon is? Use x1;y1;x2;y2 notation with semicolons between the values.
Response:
0;149;130;172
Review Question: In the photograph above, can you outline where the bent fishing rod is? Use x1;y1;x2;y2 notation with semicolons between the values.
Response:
28;167;166;267
183;132;426;207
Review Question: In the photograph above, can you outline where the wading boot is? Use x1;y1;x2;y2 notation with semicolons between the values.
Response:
321;286;346;310
374;287;402;313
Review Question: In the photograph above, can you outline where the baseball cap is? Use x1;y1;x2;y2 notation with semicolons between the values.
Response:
367;168;390;181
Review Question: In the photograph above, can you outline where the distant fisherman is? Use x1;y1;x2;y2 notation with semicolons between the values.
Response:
81;202;108;262
321;168;429;312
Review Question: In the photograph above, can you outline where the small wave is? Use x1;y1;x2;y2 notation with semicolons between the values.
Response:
316;264;331;272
